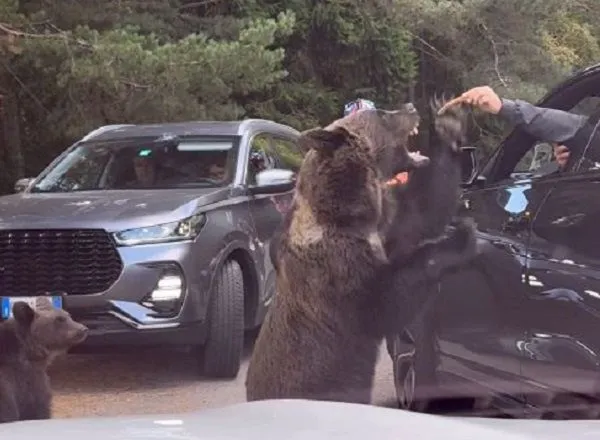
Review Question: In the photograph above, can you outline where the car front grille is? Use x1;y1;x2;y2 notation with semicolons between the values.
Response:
0;229;123;296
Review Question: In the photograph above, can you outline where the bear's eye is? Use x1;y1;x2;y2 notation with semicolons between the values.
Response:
55;316;67;324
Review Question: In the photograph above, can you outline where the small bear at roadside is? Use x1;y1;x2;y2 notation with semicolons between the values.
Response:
0;298;88;423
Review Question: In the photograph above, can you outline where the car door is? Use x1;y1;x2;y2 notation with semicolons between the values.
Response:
435;65;600;416
262;133;303;262
245;132;302;314
523;172;600;417
245;132;279;317
248;133;300;264
268;134;302;217
431;118;575;412
433;167;546;413
519;84;600;417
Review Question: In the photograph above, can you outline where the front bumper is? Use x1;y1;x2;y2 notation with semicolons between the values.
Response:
64;237;218;347
71;313;206;347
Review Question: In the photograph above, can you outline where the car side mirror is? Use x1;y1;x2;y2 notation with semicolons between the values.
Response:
249;168;296;195
14;177;34;193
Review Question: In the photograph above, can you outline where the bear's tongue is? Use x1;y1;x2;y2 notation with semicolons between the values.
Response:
385;149;428;186
386;172;409;187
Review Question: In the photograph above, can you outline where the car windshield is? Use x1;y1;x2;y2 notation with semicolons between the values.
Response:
30;136;238;192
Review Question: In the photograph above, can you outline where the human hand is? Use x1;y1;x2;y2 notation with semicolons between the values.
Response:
553;144;570;168
438;86;503;115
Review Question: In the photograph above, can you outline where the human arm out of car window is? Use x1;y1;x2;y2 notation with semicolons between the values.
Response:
438;85;597;167
500;99;600;168
498;98;588;145
439;85;589;145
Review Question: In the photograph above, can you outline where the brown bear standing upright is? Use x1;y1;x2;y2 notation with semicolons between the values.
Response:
0;298;88;423
379;98;479;342
245;105;425;404
381;98;472;261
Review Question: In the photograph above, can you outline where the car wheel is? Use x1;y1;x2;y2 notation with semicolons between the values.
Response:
392;326;437;412
200;259;245;379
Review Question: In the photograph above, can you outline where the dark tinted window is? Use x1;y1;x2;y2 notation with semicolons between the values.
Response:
31;137;237;192
506;96;600;180
247;133;276;185
573;100;600;173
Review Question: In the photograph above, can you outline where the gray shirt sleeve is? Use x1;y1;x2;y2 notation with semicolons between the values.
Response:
498;98;588;144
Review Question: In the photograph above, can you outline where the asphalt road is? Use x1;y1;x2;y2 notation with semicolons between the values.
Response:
49;339;398;419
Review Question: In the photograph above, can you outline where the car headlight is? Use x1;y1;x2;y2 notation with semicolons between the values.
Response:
113;213;207;246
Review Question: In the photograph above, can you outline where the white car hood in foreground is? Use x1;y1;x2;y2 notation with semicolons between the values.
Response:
1;399;599;440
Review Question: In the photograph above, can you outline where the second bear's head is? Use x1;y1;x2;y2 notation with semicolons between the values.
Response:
11;298;89;364
297;104;424;227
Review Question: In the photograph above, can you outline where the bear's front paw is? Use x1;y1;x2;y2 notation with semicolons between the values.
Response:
407;150;431;168
430;95;468;153
449;217;477;248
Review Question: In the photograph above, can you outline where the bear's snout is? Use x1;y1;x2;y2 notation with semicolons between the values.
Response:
72;323;89;344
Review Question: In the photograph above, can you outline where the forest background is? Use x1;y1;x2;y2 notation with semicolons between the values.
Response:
1;0;599;194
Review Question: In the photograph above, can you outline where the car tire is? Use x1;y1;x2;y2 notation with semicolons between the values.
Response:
392;324;438;412
200;259;245;379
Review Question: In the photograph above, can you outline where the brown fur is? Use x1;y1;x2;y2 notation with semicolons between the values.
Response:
246;105;422;404
378;98;480;344
0;298;88;423
380;98;471;263
268;105;424;274
322;104;428;181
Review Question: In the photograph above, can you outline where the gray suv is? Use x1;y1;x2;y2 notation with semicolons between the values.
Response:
0;119;302;378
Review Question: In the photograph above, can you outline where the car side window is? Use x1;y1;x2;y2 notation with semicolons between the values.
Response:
270;137;304;174
512;141;554;175
501;96;600;181
571;97;600;173
247;133;276;185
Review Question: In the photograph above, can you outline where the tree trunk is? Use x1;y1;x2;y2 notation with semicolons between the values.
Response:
0;91;9;194
2;88;25;187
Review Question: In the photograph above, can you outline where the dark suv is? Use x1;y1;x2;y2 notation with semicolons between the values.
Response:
390;63;600;418
0;119;302;379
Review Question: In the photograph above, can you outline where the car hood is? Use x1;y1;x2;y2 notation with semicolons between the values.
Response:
0;188;231;231
1;400;599;440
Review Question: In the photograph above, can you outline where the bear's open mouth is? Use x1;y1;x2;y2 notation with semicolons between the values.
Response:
382;120;423;187
385;150;428;187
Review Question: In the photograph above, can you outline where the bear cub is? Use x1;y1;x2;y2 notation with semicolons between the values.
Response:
0;298;88;423
246;104;423;404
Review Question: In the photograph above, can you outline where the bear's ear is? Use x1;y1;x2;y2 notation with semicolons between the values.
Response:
12;301;35;328
298;127;349;153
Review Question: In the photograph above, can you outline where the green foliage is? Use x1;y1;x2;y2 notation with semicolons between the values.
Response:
0;0;18;16
2;7;295;175
541;12;600;69
0;0;599;191
28;11;294;133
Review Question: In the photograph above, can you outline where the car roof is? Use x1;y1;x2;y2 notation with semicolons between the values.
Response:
80;119;300;143
538;62;600;105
